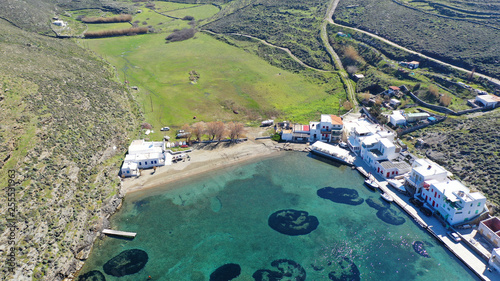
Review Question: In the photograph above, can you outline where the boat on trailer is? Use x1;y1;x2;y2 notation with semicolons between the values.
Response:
387;179;406;193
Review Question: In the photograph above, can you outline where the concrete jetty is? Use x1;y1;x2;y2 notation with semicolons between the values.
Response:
102;229;137;239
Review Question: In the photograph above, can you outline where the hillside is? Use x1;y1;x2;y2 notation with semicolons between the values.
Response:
333;0;500;79
408;111;500;213
0;18;139;280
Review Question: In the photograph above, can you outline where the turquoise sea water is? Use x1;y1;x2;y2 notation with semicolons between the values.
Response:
78;152;478;280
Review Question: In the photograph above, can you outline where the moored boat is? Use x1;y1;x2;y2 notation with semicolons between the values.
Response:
364;178;378;190
380;192;394;202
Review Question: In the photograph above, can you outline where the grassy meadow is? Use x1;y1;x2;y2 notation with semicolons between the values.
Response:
83;30;343;140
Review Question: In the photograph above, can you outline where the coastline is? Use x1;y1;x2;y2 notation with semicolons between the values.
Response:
121;135;309;195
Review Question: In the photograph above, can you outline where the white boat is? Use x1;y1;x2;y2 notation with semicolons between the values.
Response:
387;179;406;193
380;192;394;202
364;178;378;190
339;142;348;148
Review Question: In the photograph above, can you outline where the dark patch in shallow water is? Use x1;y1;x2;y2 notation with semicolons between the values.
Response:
210;263;241;281
365;198;390;210
317;187;364;206
365;197;406;225
103;249;148;277
413;241;430;258
77;270;105;281
253;259;306;281
268;209;319;236
377;208;406;225
327;256;360;281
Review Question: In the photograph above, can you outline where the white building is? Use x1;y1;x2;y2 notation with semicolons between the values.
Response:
309;114;343;143
479;217;500;248
121;140;167;177
52;20;66;27
421;180;486;225
476;94;500;109
406;158;450;194
345;118;409;178
389;110;406;127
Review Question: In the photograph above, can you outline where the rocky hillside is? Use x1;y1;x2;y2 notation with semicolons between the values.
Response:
0;17;139;280
409;111;500;213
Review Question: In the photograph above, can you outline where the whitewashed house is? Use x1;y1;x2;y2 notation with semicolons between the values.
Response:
52;20;66;27
389;110;406;127
476;94;500;109
121;140;166;177
309;114;343;143
405;158;450;194
421;180;486;225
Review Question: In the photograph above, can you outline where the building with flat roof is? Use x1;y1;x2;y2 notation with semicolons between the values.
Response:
421;180;486;225
121;140;167;177
309;114;343;143
476;94;500;109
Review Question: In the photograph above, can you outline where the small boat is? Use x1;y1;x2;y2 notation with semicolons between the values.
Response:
387;179;406;193
339;142;348;148
380;192;394;202
364;178;378;190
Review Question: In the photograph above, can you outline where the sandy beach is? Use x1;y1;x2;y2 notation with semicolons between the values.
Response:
121;128;309;194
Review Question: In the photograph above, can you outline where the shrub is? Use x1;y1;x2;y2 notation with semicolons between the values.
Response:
165;28;196;43
81;14;132;24
84;27;148;38
182;16;194;21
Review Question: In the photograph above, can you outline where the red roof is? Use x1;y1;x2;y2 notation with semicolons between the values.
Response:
302;125;310;131
389;86;400;91
330;115;343;125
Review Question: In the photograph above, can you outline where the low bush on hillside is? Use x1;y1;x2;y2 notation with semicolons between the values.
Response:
81;14;132;23
165;28;196;42
84;27;148;38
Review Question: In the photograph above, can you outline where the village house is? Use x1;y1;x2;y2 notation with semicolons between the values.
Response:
281;124;310;142
52;20;66;27
309;114;343;143
405;158;451;195
121;140;167;177
399;61;420;69
389;110;406;127
345;118;410;177
421;180;486;225
479;217;500;248
475;94;500;109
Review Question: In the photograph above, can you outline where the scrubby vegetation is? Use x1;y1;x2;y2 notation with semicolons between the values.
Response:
334;0;500;79
0;18;139;280
165;28;196;42
203;0;333;70
81;14;133;23
84;27;148;38
409;111;500;213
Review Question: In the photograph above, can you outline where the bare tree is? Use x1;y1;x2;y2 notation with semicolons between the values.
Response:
227;122;245;142
213;121;225;142
342;101;353;111
181;124;192;142
191;122;205;142
206;122;218;141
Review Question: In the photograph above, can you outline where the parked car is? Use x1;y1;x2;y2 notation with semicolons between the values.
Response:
447;231;461;242
420;207;432;217
160;127;170;131
176;132;189;139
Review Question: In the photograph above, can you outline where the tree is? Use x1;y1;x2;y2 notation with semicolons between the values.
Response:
342;101;353;111
181;124;192;142
191;122;205;142
206;121;225;141
227;122;245;142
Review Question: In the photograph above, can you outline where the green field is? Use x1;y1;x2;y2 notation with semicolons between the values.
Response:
163;4;220;20
84;31;343;140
